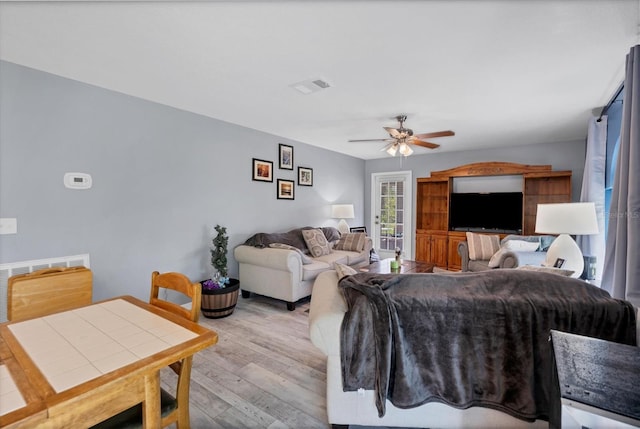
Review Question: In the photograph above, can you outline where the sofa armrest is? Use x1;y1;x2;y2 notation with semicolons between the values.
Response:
309;270;346;356
496;250;547;269
457;241;470;272
234;245;302;273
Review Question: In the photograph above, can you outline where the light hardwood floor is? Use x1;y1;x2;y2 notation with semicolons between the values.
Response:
162;294;330;429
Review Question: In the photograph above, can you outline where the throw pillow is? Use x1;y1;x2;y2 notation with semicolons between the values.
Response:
516;265;574;277
335;263;357;280
503;240;540;252
302;228;331;258
466;232;500;261
333;232;366;252
268;243;314;264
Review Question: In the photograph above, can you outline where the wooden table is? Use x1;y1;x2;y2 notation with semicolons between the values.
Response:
550;330;640;429
0;296;217;429
361;258;435;274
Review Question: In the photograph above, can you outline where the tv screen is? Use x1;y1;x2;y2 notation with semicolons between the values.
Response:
450;192;523;233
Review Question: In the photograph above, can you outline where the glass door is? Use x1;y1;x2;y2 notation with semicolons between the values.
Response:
372;172;412;260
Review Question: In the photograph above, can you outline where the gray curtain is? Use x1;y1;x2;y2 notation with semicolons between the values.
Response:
601;44;640;307
577;116;607;286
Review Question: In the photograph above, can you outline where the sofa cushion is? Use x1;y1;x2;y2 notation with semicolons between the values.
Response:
268;243;314;264
302;228;331;257
314;252;349;266
333;233;367;252
466;232;500;261
302;261;333;281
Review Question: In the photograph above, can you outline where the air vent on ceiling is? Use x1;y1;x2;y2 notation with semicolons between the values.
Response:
290;78;331;94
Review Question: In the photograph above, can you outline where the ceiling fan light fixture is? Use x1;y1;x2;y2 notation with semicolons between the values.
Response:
399;142;413;156
386;144;398;156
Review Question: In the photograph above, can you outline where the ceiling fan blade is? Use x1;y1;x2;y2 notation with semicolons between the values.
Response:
414;130;455;139
412;139;440;149
348;138;395;142
384;127;401;138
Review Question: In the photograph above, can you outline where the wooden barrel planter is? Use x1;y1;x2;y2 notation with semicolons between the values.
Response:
200;278;240;319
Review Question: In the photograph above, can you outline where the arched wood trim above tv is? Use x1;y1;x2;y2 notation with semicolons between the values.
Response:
429;161;553;179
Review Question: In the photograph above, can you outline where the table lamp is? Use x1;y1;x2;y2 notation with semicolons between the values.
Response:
535;202;599;278
331;204;355;234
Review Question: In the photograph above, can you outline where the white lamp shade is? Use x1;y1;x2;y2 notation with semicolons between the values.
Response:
331;204;355;219
535;202;599;235
332;204;355;234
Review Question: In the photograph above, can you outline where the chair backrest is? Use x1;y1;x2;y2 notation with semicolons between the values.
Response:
8;266;92;321
149;271;202;323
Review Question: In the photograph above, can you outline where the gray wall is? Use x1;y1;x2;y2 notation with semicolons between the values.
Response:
0;61;365;302
365;139;586;258
0;60;588;303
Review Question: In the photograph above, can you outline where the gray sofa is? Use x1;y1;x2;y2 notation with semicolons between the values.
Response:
458;234;555;272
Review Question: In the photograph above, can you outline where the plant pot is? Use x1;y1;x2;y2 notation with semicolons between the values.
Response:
200;278;239;319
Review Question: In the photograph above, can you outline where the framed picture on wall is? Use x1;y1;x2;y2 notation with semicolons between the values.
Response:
298;167;313;186
279;144;294;170
252;158;273;182
277;179;295;200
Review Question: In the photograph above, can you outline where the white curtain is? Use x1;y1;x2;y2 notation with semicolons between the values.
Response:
576;116;607;286
602;44;640;307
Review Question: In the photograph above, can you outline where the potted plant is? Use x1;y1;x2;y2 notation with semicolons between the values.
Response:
200;224;240;318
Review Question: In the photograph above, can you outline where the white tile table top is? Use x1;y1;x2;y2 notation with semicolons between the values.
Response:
0;364;26;416
7;299;197;393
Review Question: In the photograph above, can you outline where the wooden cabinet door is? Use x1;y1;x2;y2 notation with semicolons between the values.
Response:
447;233;466;271
415;233;430;262
431;233;449;268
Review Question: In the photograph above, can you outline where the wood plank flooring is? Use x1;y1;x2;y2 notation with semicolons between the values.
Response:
161;294;331;429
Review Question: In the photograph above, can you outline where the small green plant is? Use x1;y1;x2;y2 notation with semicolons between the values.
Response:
210;224;229;278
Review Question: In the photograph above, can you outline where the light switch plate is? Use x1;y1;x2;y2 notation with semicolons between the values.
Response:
0;218;17;235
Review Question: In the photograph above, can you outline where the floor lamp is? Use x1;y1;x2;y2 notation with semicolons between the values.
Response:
331;204;355;234
535;202;599;278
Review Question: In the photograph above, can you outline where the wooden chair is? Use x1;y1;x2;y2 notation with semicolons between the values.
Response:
91;271;202;429
8;266;92;321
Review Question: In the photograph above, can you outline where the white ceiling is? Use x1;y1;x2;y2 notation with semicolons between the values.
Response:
1;1;639;159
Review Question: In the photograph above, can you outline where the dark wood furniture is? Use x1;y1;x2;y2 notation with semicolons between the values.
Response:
416;162;572;270
550;330;640;429
362;258;435;274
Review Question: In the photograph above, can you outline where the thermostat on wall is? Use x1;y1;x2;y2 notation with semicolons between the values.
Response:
64;172;92;190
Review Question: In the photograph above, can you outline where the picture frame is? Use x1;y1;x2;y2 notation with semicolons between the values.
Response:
252;158;273;182
279;144;294;170
298;166;313;186
350;226;367;233
277;179;295;200
553;258;565;268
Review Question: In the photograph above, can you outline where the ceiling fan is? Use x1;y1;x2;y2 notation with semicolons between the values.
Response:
348;115;454;156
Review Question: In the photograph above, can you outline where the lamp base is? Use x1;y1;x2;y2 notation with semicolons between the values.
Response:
544;234;584;278
337;219;350;235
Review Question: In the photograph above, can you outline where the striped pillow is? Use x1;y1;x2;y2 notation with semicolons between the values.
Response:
333;232;366;252
466;232;500;261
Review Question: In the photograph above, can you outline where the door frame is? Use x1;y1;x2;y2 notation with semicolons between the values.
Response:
370;171;413;260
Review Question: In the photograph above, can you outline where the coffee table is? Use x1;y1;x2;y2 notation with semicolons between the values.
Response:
361;258;435;274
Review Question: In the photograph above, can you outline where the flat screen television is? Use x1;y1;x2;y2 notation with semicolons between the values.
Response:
449;192;523;233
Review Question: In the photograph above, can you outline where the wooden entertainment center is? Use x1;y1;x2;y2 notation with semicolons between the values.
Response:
415;162;572;270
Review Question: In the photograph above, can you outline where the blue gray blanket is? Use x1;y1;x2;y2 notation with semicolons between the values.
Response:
339;270;637;421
